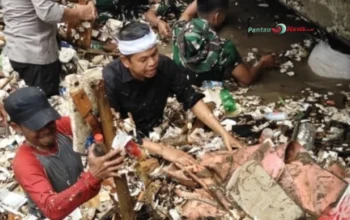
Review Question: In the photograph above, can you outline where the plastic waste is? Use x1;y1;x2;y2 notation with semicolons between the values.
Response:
260;128;273;143
85;134;94;149
112;131;132;154
324;127;344;141
308;41;350;79
220;89;237;112
1;54;13;77
221;119;237;131
60;41;74;48
264;112;287;121
59;47;77;63
59;88;67;96
296;122;316;151
202;81;223;89
105;19;123;36
93;133;106;157
90;40;104;50
125;141;146;160
112;131;146;160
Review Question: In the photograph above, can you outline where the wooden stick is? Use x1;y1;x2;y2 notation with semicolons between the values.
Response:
0;75;14;90
175;162;232;214
93;80;136;220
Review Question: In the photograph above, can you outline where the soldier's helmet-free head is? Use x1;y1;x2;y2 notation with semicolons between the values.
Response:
197;0;229;28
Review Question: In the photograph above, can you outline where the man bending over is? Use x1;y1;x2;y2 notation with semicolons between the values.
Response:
172;0;274;86
103;21;242;151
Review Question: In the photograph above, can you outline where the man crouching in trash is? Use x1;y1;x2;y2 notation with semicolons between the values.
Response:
3;87;124;219
103;21;242;151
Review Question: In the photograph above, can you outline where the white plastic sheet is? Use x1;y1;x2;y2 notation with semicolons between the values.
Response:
308;41;350;79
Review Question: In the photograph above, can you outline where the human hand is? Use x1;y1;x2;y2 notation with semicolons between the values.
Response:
223;133;243;151
157;20;171;38
161;145;197;167
77;1;97;21
88;146;124;180
260;54;275;69
0;104;7;127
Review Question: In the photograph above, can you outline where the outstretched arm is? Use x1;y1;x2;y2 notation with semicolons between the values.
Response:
144;7;171;38
164;55;243;151
232;55;274;86
141;139;197;166
191;100;243;150
179;0;197;21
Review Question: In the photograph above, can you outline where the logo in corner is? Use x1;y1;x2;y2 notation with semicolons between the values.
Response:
272;23;287;34
247;23;314;34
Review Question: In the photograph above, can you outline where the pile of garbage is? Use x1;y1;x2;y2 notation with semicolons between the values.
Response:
244;38;315;78
4;62;350;220
73;83;350;219
2;81;350;219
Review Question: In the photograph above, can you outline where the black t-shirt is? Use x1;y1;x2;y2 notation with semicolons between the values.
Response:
103;54;204;136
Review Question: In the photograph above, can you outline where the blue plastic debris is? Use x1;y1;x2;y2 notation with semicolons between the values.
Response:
85;134;94;149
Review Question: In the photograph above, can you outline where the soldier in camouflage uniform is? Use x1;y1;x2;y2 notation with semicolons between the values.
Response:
172;0;274;86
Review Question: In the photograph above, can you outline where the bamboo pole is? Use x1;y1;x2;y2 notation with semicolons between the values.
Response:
93;80;136;220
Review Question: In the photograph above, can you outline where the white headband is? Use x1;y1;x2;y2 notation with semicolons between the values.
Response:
117;29;158;55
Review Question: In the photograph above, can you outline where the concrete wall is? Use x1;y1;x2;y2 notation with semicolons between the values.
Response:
277;0;350;43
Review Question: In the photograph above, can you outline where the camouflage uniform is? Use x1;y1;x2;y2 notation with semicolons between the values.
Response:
172;18;242;85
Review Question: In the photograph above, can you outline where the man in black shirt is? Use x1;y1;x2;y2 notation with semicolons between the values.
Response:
103;21;242;150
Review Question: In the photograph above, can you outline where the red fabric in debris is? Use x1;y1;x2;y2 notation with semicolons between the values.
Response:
13;117;101;220
318;186;350;220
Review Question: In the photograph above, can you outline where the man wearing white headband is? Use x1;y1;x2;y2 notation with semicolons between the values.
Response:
103;21;242;151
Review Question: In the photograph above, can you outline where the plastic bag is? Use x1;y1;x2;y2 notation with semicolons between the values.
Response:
308;41;350;79
1;53;13;77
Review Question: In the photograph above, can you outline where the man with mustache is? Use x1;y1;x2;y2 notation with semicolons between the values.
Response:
4;87;124;219
103;21;242;151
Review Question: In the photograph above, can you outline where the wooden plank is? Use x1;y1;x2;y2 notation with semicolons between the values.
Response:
70;88;102;135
